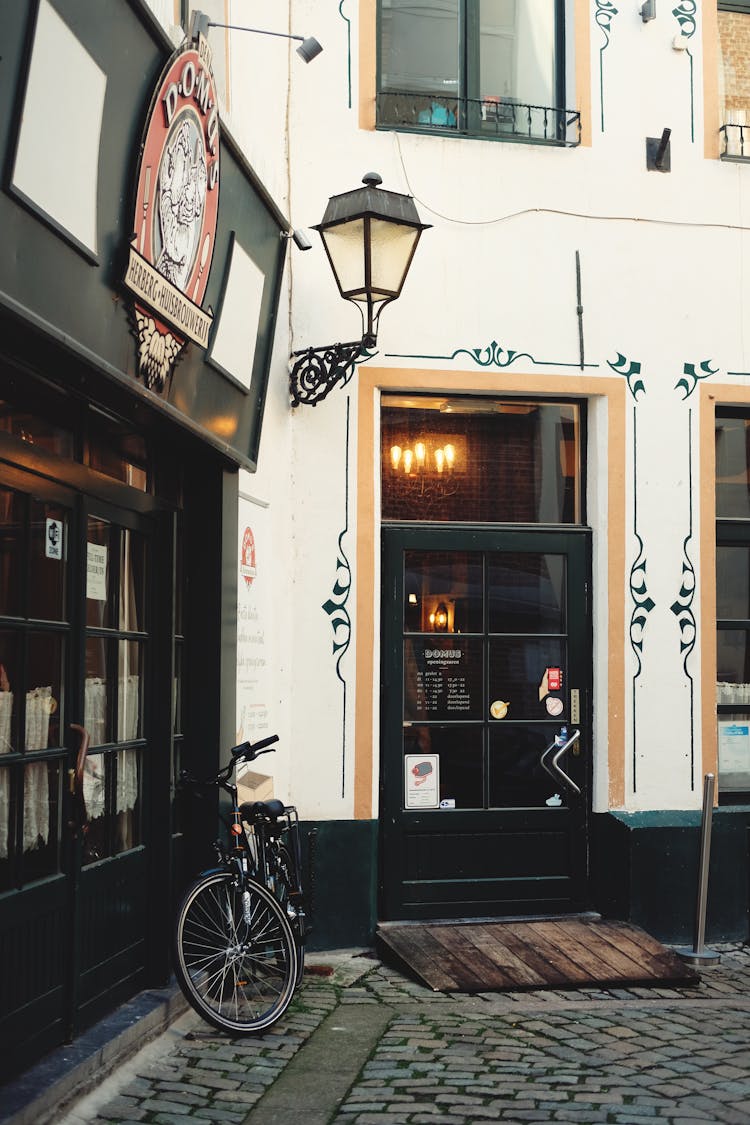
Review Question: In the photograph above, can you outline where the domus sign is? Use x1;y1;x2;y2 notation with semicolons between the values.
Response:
124;30;219;392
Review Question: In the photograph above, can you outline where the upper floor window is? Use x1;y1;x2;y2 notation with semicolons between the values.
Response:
718;2;750;159
377;0;579;146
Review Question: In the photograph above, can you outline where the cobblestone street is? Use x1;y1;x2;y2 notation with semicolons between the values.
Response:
51;943;750;1125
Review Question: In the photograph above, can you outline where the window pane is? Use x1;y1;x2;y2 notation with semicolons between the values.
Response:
489;636;566;720
0;632;19;753
404;636;484;721
22;760;60;880
115;749;141;854
85;638;110;746
0;765;13;888
0;403;75;457
88;410;148;491
716;412;750;518
382;398;581;523
404;550;483;633
404;724;483;809
479;0;556;108
489;723;567;808
28;500;68;622
717;630;750;690
87;518;114;628
380;0;460;96
0;488;23;616
83;751;109;864
717;547;750;620
120;529;146;632
117;641;142;742
489;553;565;633
26;634;63;751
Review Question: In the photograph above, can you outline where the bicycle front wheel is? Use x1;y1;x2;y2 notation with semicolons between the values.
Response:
174;871;297;1034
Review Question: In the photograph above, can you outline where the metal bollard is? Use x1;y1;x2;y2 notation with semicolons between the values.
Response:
676;773;721;967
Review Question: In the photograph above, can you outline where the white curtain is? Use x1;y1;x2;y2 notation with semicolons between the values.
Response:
0;691;11;859
24;686;52;852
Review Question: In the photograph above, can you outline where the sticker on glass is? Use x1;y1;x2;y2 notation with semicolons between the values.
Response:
539;667;563;701
87;542;108;601
405;754;439;809
490;700;509;719
46;518;63;560
546;696;564;716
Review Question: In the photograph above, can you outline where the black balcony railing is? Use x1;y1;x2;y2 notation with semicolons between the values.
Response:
720;122;750;161
377;90;581;147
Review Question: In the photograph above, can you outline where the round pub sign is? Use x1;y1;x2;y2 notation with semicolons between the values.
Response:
124;30;220;392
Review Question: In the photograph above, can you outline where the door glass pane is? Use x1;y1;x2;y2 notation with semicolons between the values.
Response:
83;751;109;863
404;550;483;633
0;488;23;616
383;398;581;523
717;547;750;620
120;530;146;632
405;636;484;721
489;724;568;808
26;634;62;750
489;553;565;633
404;724;483;809
22;760;60;879
118;641;142;742
28;500;68;621
0;632;19;753
86;518;114;628
489;636;566;721
85;638;110;746
115;749;141;854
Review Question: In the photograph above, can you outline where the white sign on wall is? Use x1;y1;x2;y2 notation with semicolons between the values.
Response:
236;496;273;743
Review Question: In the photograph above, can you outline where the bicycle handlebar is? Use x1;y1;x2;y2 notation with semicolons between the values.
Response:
180;735;280;789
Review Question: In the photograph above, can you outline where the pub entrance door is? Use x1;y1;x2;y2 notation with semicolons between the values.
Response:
0;458;173;1080
381;525;591;920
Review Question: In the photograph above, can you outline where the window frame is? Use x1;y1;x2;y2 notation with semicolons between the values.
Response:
376;0;570;144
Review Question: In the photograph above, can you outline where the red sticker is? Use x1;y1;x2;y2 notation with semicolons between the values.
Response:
547;667;562;691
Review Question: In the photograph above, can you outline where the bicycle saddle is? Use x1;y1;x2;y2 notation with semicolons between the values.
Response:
240;798;286;821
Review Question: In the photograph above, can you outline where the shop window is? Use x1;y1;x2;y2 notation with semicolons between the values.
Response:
87;408;148;491
381;396;582;524
715;408;750;800
718;2;750;158
377;0;580;145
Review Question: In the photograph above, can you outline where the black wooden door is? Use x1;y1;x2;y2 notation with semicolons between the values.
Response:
381;526;592;920
0;470;167;1079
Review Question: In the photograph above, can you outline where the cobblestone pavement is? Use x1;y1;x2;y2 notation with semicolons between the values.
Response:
59;943;750;1125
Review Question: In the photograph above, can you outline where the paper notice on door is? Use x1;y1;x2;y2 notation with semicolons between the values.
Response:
405;754;439;809
87;543;108;601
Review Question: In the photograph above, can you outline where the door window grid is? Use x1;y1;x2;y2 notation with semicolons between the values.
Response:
402;549;571;811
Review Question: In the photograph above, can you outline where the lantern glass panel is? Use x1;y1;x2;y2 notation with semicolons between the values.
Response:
370;220;420;299
321;220;366;297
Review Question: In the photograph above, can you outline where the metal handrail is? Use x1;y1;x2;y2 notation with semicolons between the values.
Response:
378;90;582;147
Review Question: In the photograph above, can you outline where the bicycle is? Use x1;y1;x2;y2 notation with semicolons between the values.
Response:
173;734;306;1035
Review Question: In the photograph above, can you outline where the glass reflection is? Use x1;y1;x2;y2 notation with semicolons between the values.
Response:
83;751;109;864
117;641;142;742
26;634;62;750
115;749;141;854
0;632;18;754
120;530;146;632
29;501;68;622
717;547;750;621
404;637;484;722
0;488;22;617
489;553;565;634
85;638;110;746
86;518;113;628
489;725;569;808
404;551;483;633
489;637;566;720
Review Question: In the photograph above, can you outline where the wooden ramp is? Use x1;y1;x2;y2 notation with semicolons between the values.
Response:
376;918;699;993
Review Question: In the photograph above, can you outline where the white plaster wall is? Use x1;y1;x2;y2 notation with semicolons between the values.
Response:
182;0;750;821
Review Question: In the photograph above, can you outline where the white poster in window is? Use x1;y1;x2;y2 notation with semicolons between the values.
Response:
87;543;107;601
718;721;750;774
236;495;273;744
405;754;439;809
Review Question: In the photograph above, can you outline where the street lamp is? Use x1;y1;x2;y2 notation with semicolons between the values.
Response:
289;173;431;407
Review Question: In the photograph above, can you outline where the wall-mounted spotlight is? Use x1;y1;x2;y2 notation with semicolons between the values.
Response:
282;229;313;251
191;11;322;63
640;0;656;21
289;173;430;407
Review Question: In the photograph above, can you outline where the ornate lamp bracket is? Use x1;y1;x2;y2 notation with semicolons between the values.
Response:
289;340;367;407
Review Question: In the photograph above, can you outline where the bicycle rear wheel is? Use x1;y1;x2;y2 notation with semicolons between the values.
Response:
174;870;297;1034
275;844;305;986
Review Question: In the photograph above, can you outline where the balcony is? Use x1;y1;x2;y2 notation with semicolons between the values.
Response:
377;91;582;147
720;119;750;161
